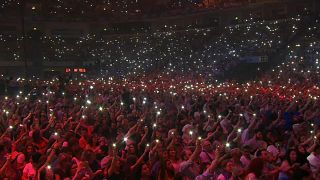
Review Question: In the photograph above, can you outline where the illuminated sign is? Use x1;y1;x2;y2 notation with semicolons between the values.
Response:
65;68;86;73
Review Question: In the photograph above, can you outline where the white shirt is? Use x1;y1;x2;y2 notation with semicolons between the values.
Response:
307;152;320;178
23;162;36;179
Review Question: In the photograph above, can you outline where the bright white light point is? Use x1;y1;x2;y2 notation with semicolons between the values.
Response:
123;137;128;142
99;107;103;111
112;143;116;147
237;128;242;133
157;111;160;115
9;125;13;129
86;100;91;104
181;105;184;109
120;102;124;106
226;142;230;147
218;115;222;119
54;132;58;136
153;123;157;127
47;165;51;169
189;131;193;135
90;86;93;89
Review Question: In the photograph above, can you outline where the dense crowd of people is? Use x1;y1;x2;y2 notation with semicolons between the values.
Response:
1;14;312;79
0;49;320;180
0;0;249;19
0;6;319;180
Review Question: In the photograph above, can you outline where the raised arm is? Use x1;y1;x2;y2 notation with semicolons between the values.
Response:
205;125;221;142
0;155;11;175
37;141;61;180
130;146;150;171
206;149;221;174
189;139;202;162
124;123;138;139
107;148;119;176
227;119;242;142
138;126;149;149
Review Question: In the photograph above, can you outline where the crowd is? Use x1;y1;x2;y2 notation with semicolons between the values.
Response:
0;49;320;180
39;14;306;78
0;9;319;180
1;14;308;79
0;0;249;19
